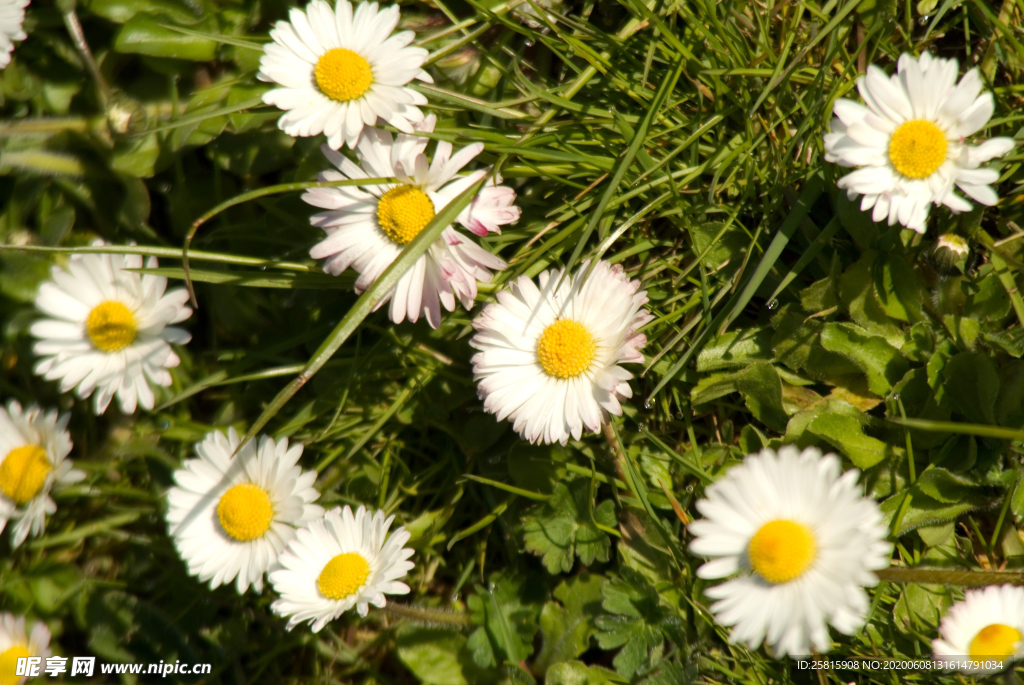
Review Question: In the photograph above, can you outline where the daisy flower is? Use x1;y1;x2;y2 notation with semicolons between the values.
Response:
258;0;432;150
824;52;1015;233
303;115;519;327
0;401;83;548
0;0;28;69
166;428;324;594
933;585;1024;674
688;446;892;658
0;614;50;685
269;505;414;632
470;260;652;445
30;243;192;415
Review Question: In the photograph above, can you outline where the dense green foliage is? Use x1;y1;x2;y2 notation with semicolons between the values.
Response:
3;0;1024;682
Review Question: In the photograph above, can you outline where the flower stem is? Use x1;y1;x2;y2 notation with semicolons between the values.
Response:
381;603;472;626
877;568;1024;586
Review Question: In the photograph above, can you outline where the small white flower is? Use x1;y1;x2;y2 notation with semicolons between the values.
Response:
303;115;519;328
688;446;892;658
269;505;414;632
470;260;652;445
258;0;432;150
166;428;324;594
0;401;83;548
0;613;50;685
30;242;192;415
933;585;1024;674
0;0;29;69
824;51;1014;233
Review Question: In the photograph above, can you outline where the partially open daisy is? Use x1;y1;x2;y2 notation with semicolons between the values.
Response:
0;0;28;69
824;52;1014;233
258;0;432;150
470;260;653;445
933;585;1024;673
0;614;50;685
688;446;892;658
0;401;83;548
269;505;414;631
303;115;518;327
166;428;324;594
30;243;192;415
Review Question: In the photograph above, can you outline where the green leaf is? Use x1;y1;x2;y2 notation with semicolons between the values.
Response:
880;490;992;535
820;322;909;396
396;627;493;685
913;468;985;504
545;662;623;685
893;583;952;636
595;569;674;678
963;271;1011;322
941;352;999;424
806;411;892;468
690;362;788;432
695;327;773;371
114;13;218;61
535;574;605;674
466;572;545;667
799;250;842;313
873;252;923;322
838;250;905;347
523;479;616;574
688;221;748;270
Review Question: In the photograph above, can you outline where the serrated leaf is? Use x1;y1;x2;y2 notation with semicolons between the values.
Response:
523;479;615;574
535;574;605;674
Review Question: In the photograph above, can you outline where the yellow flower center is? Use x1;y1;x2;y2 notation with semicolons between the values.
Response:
315;48;373;102
536;319;596;379
318;552;370;600
0;645;31;685
747;519;817;584
888;119;948;179
0;445;52;505
377;185;436;245
86;300;137;352
216;484;274;542
969;623;1022;660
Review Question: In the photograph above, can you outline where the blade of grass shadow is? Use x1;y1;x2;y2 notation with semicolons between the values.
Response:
234;175;488;454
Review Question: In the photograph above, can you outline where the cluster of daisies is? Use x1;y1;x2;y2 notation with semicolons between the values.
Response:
2;0;1023;676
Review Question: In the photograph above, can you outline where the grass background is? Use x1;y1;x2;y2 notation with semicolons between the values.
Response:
2;0;1024;682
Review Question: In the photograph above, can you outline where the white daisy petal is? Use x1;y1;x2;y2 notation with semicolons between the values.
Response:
0;0;28;69
0;612;52;684
269;505;415;632
932;585;1024;674
166;428;324;595
470;261;653;445
0;401;81;548
826;52;1010;232
687;446;893;659
304;118;518;328
258;0;430;150
31;241;192;416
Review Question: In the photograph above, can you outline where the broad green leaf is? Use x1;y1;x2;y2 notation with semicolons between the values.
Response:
695;327;773;371
873;252;923;322
114;14;219;61
997;361;1024;429
913;468;985;504
799;250;842;313
941;352;999;424
807;411;892;468
466;572;545;667
770;305;859;383
689;221;748;270
963;271;1011;322
545;662;623;685
396;628;493;685
838;250;904;347
893;583;952;636
690;362;788;432
535;574;605;674
880;490;991;535
820;322;909;396
523;479;616;573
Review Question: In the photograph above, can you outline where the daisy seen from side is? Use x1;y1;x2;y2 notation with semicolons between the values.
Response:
688;445;892;658
824;51;1014;233
932;584;1024;674
0;614;50;685
30;243;192;415
469;260;653;445
166;428;324;594
0;0;28;69
269;505;414;632
258;0;432;150
0;401;83;548
303;115;519;328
